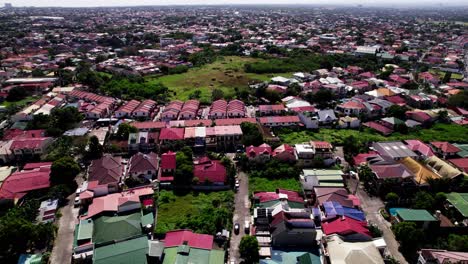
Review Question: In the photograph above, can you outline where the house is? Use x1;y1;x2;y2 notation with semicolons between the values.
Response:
259;250;321;264
115;99;141;118
246;143;272;159
322;201;366;222
325;234;385;264
37;199;58;223
161;100;184;121
127;152;159;181
298;112;319;129
159;151;176;185
272;144;296;162
301;169;345;194
399;157;441;186
314;187;360;208
205;125;243;152
425;156;464;180
321;216;371;242
10;137;53;158
394;209;438;229
373;141;418;160
253;189;305;209
317;109;337;125
336;99;370;116
369;162;414;184
87;154;123;195
193;158;227;186
93;236;149;264
312;141;334;160
183;126;207;148
295;143;315;167
445;193;468;225
363;121;393;136
178;100;200;120
406;111;433;124
270;211;318;248
227;99;245;118
132;121;166;132
448;158;468;173
258;115;301;127
128;131;159;153
82;186;153;219
209;100;228;119
295;141;334;167
418;249;468;264
132;99;157;119
404;140;435;158
161;230;225;264
337;116;360;129
430;141;461;159
0;162;51;202
159;128;185;143
214;118;256;126
258;105;286;116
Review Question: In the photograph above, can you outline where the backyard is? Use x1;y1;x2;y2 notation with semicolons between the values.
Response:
155;190;235;237
146;56;292;102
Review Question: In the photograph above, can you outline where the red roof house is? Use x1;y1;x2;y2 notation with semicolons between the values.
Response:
321;217;372;241
164;230;214;250
88;154;123;186
193;158;227;185
430;142;461;158
246;143;272;158
0;162;52;201
159;128;185;141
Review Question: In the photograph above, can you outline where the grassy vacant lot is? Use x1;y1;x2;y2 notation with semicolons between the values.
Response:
0;96;39;108
155;190;234;237
146;56;292;102
249;176;302;193
277;123;468;145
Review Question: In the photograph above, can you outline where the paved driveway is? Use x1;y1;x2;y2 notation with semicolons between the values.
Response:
229;171;250;263
348;178;408;264
50;193;79;264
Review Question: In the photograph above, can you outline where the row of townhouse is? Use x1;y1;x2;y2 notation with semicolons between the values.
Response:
208;99;246;119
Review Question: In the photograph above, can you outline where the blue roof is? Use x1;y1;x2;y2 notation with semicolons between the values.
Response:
323;201;365;221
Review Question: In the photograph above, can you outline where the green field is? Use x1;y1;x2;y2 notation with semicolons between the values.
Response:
155;190;234;237
249;176;302;193
276;124;468;145
146;56;293;102
0;96;39;108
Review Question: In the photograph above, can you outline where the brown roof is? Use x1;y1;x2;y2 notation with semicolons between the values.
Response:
128;152;159;174
88;155;123;185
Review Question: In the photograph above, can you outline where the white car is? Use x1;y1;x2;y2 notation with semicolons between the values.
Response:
75;187;81;195
74;197;81;207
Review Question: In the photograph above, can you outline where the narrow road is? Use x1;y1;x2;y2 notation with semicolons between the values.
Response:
348;178;408;264
229;170;250;263
50;193;79;264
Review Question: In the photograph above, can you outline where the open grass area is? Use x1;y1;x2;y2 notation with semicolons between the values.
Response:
155;190;234;237
0;96;39;108
276;123;468;145
429;69;463;80
146;56;293;102
249;176;302;193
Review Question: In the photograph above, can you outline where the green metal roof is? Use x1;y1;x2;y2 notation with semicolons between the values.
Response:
140;213;154;227
17;253;42;264
162;247;225;264
77;219;94;241
453;144;468;158
93;213;142;245
446;192;468;217
93;236;148;264
396;209;437;222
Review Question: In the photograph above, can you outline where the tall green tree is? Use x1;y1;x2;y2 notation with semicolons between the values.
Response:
239;235;260;264
86;136;103;160
50;156;80;186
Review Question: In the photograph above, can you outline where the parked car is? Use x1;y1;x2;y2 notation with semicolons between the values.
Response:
234;223;240;235
74;197;81;207
244;221;250;234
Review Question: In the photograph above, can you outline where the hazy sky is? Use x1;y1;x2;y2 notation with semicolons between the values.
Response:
2;0;467;7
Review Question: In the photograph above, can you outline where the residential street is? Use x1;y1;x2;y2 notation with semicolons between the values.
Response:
49;192;79;264
229;170;250;263
348;178;408;264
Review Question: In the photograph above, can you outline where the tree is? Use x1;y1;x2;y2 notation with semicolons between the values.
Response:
116;123;137;139
86;136;103;160
240;122;263;146
239;235;259;264
413;191;435;211
31;68;45;77
386;105;408;120
447;234;468;251
392;222;424;255
448;90;468;109
434;192;447;209
50;156;80;186
358;165;374;192
6;87;28;101
438;110;449;123
386;192;399;206
211;88;225;101
174;146;194;187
